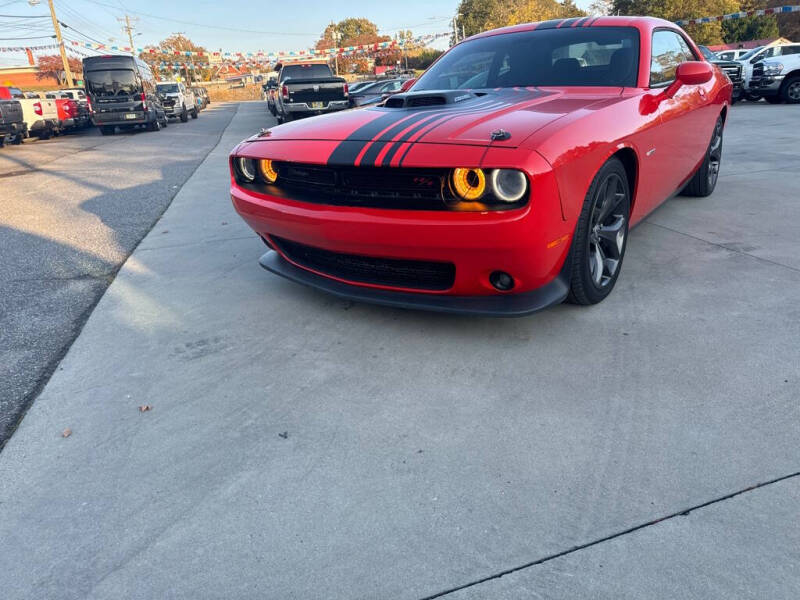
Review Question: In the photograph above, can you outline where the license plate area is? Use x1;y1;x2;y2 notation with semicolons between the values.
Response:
125;113;137;120
310;102;324;109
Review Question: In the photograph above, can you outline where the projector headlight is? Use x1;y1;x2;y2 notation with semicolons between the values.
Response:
451;168;486;201
490;169;528;203
258;159;278;183
234;157;256;183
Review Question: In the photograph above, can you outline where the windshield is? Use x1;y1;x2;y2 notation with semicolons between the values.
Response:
85;69;139;97
415;27;640;90
281;64;332;80
739;46;763;60
157;84;180;94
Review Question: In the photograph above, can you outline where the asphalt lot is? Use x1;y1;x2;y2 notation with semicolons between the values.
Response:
0;103;238;445
1;101;799;599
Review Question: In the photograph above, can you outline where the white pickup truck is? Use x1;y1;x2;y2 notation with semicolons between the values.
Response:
0;86;59;139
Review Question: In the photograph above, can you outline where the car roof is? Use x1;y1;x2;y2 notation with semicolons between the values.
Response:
467;15;677;41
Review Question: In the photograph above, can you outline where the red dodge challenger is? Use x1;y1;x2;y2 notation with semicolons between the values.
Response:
230;17;731;316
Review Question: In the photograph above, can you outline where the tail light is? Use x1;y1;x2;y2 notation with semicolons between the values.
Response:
281;85;289;100
34;101;42;116
140;92;148;112
343;83;349;98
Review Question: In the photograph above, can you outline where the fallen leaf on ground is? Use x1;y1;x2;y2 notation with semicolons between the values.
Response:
62;428;72;438
138;405;152;413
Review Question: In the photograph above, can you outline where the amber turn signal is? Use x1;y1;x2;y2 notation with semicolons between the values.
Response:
451;168;486;201
258;159;279;183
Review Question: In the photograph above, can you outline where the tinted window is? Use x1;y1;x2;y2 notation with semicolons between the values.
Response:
281;64;333;80
650;30;694;86
779;46;800;56
85;69;139;97
414;27;640;90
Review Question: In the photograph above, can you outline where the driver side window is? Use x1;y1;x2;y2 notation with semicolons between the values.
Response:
650;30;694;87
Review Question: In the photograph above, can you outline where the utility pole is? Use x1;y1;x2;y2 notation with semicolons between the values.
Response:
117;15;139;55
46;0;74;88
452;15;459;45
329;22;340;76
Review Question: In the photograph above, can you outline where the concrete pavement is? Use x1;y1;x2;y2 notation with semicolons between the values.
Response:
0;103;238;445
0;101;798;599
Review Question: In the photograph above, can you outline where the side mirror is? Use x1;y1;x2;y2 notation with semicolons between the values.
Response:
663;61;713;98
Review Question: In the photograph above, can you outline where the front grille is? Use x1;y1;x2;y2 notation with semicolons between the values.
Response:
723;64;743;82
272;236;456;291
751;63;763;78
268;163;450;210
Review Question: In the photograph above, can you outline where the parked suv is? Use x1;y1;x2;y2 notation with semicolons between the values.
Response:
156;82;198;122
83;55;167;135
0;96;26;147
750;52;800;103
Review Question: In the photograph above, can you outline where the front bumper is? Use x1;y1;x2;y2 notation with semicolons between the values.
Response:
0;121;25;136
749;75;784;95
259;250;569;316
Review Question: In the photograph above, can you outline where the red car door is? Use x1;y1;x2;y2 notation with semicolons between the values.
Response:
646;29;710;208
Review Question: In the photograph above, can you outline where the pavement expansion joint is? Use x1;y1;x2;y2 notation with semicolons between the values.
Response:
419;470;800;600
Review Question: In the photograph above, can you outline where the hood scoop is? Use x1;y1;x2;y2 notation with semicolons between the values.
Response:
384;90;481;109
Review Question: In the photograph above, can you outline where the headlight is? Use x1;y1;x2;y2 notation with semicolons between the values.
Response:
451;168;486;201
258;158;278;183
234;157;256;183
763;63;784;76
490;169;528;203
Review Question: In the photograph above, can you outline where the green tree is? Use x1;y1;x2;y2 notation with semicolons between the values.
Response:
141;34;212;82
457;0;586;38
612;0;739;44
721;0;779;43
316;18;394;74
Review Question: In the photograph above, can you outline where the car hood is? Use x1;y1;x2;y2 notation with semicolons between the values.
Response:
255;88;622;149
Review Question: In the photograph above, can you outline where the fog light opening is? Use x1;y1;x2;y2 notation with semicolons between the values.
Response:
490;271;515;291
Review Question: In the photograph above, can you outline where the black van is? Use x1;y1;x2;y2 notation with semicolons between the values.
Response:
82;55;167;135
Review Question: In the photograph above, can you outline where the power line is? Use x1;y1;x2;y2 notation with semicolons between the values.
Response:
0;34;55;39
80;0;316;35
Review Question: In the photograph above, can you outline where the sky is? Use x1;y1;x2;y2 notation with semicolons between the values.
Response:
0;0;592;66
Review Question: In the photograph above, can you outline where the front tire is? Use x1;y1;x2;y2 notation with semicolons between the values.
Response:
764;95;783;104
191;107;198;119
681;116;723;197
567;157;630;305
180;106;189;123
781;76;800;104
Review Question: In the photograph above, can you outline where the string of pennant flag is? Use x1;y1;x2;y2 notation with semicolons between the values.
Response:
674;4;800;25
4;7;800;55
59;32;449;60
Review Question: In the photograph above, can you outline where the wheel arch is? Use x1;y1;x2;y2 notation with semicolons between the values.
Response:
609;147;639;217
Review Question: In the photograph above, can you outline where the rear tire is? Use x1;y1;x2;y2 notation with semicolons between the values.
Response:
681;116;723;197
566;157;631;306
148;118;161;132
99;126;115;136
781;76;800;104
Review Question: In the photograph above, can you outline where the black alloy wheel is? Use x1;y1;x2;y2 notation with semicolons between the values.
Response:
681;116;723;197
567;157;631;305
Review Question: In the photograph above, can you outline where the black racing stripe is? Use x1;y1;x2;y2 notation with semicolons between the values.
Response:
379;100;508;166
558;17;581;28
394;101;513;166
326;111;425;165
369;98;500;166
536;19;565;30
358;111;447;166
